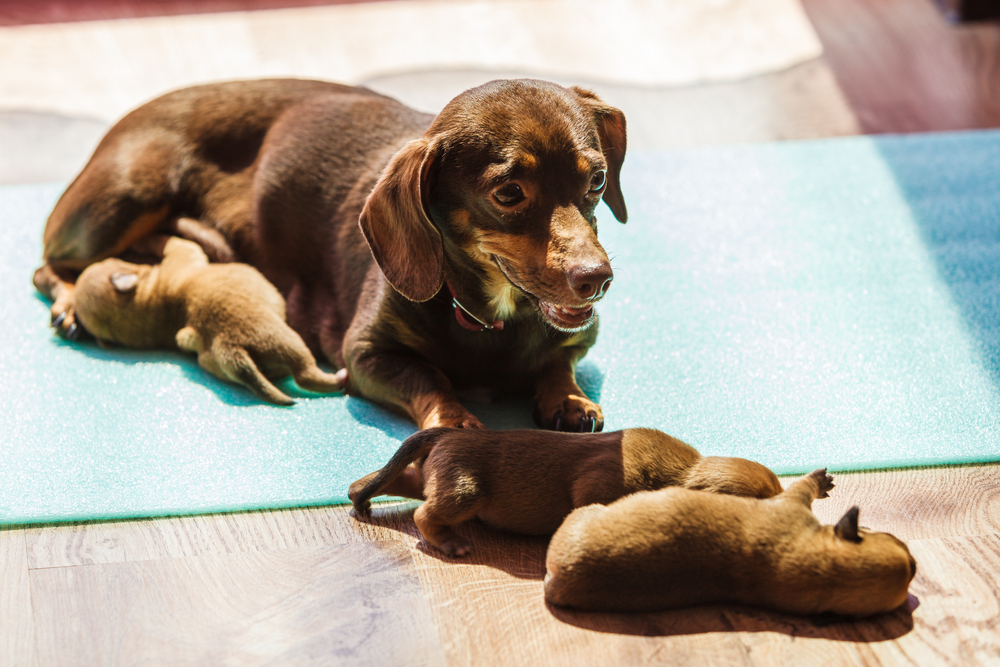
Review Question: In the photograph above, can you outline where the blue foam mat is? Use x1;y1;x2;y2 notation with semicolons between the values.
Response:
2;131;999;524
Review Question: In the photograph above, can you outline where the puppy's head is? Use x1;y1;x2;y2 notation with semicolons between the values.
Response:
360;79;627;332
74;258;151;344
819;506;917;616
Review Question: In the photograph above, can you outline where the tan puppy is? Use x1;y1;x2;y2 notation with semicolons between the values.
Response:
349;427;782;556
73;235;346;405
544;469;916;617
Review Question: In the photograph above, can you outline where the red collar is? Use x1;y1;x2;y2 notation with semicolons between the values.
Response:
447;281;504;331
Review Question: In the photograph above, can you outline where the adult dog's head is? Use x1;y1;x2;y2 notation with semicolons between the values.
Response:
359;79;627;333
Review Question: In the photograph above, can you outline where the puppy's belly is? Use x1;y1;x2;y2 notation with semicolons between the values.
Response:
476;502;569;536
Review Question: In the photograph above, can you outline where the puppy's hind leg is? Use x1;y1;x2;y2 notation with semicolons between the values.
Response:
413;464;487;556
201;341;295;406
280;332;347;395
414;500;481;557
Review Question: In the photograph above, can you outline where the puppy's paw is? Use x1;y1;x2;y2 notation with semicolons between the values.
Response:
437;536;472;557
809;468;835;499
533;394;604;432
350;503;372;519
348;473;378;514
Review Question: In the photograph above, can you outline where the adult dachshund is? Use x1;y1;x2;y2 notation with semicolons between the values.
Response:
33;78;628;431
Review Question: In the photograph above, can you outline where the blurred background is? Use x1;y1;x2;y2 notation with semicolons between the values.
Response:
1;0;998;185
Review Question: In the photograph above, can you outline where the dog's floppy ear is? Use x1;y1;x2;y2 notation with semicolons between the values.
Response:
571;87;628;224
834;506;862;543
109;272;139;293
359;138;444;302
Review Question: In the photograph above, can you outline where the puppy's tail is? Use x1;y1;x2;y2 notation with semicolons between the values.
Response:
348;428;445;514
218;345;296;406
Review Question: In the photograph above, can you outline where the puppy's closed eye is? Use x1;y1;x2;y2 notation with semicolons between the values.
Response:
109;272;139;293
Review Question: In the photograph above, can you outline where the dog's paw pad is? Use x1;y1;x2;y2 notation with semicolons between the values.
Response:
534;395;604;433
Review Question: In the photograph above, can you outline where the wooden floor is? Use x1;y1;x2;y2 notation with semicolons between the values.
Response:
4;0;1000;665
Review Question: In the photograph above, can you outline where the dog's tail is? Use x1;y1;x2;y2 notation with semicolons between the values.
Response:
219;345;296;406
348;428;445;514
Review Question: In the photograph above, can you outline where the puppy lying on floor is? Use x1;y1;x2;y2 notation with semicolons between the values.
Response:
72;235;346;405
544;468;916;617
349;427;782;556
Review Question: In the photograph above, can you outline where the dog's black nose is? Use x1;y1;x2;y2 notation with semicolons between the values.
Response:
568;263;613;300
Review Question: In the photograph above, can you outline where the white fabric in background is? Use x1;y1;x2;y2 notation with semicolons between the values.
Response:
0;0;822;122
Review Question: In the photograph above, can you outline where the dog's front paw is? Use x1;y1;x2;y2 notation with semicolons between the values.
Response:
50;302;87;340
420;404;485;429
533;394;604;432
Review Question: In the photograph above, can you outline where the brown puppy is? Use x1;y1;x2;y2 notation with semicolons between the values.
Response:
544;469;917;617
349;427;782;556
33;78;628;432
73;235;345;405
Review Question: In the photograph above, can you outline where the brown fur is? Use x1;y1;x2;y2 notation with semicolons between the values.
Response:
33;78;628;431
349;427;782;556
544;469;917;617
71;236;345;405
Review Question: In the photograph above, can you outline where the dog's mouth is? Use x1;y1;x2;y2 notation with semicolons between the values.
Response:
492;256;598;332
537;300;595;331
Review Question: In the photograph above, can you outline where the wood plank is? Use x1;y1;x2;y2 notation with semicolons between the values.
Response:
407;505;1000;666
408;522;755;667
29;540;446;667
883;534;1000;666
801;0;1000;133
0;0;389;27
802;464;1000;541
25;500;421;568
0;525;35;667
726;533;1000;667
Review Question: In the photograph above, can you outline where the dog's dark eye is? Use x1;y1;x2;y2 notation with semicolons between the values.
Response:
589;170;607;193
494;183;525;206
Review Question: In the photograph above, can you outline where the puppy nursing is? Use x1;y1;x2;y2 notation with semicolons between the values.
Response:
349;427;782;556
544;469;916;617
73;236;345;405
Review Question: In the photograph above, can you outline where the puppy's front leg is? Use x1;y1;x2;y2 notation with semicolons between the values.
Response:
347;349;484;429
532;348;603;432
781;468;835;508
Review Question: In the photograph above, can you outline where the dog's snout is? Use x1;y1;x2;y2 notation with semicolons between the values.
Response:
568;263;613;300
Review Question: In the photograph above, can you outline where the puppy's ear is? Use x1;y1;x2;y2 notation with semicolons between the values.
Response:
834;506;862;543
571;87;628;224
359;138;444;302
109;272;139;293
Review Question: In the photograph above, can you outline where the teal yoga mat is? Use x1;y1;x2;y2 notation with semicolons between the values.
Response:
2;131;999;524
